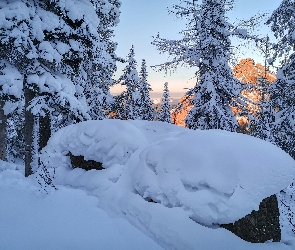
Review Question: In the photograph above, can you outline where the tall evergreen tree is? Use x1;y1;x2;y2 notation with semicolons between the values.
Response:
152;0;253;131
266;0;295;158
81;0;121;120
0;0;91;175
266;0;295;236
0;0;120;174
138;59;155;121
159;82;172;123
247;36;276;142
249;77;275;142
0;60;23;161
117;46;141;120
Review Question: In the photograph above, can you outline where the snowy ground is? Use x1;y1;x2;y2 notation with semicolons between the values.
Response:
1;119;295;249
0;169;162;250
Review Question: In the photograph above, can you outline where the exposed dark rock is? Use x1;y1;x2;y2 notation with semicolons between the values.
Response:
67;152;104;171
221;194;281;243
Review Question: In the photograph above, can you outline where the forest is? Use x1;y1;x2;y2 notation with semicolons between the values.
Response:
1;0;295;249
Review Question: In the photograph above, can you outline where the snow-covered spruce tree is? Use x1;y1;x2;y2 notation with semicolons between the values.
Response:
0;60;23;161
0;0;100;175
266;1;295;237
266;0;295;158
249;77;275;142
246;36;276;141
158;82;172;123
80;0;121;120
45;0;121;123
117;46;142;120
152;0;252;131
138;59;155;121
1;63;25;164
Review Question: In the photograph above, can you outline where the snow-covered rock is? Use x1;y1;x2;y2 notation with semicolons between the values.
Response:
133;128;295;225
1;166;293;250
42;119;147;169
42;119;295;226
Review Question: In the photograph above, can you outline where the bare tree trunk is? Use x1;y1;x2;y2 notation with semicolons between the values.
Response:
0;100;7;161
39;112;51;151
24;83;34;177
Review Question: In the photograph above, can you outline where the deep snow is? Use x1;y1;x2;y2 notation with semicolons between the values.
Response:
0;169;163;250
42;119;295;225
1;119;295;249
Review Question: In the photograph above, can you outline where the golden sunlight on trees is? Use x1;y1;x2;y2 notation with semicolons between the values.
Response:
233;58;276;85
171;95;193;127
233;58;276;131
172;58;276;129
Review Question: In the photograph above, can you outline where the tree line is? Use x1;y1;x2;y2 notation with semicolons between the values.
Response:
153;0;295;160
0;0;295;176
152;0;295;235
0;0;171;176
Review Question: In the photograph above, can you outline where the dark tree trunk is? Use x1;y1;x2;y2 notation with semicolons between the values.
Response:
24;84;35;177
39;112;51;151
7;110;25;162
0;100;7;161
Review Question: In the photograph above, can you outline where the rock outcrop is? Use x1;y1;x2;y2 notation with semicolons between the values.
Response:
222;195;281;243
67;151;104;171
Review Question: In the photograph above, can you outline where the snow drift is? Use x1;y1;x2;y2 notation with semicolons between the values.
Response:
42;119;295;226
40;119;295;249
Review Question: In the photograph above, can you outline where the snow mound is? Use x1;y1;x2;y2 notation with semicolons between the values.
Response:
42;119;295;226
134;129;295;224
42;119;146;169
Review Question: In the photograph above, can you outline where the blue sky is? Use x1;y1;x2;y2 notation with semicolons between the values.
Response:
112;0;282;96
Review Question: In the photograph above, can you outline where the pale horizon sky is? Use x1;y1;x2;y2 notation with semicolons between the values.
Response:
111;0;282;96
